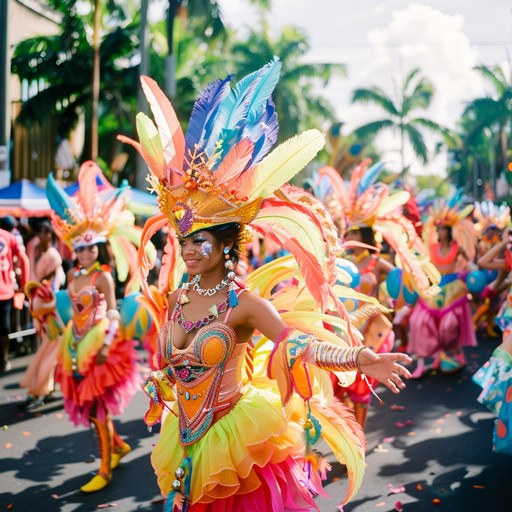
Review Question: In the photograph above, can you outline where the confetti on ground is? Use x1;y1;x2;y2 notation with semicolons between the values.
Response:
332;477;340;482
97;504;118;509
395;420;414;428
3;425;8;430
7;504;13;509
5;442;12;449
374;444;389;453
51;494;60;499
56;413;63;419
387;484;406;494
375;502;386;508
435;428;443;434
390;404;405;411
407;431;417;436
436;418;445;424
395;500;403;511
473;485;485;489
22;431;31;437
433;498;441;505
382;436;395;443
416;484;423;491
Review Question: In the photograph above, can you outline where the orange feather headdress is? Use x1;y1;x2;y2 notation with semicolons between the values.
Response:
120;58;344;314
318;160;440;295
423;189;477;261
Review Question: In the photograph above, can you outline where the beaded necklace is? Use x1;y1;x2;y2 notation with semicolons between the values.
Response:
73;261;101;278
173;287;230;334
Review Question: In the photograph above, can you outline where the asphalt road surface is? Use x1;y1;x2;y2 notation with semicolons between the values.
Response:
1;336;511;512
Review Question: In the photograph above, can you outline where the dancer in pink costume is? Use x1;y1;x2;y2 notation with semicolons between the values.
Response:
409;192;478;378
473;228;512;453
19;221;66;409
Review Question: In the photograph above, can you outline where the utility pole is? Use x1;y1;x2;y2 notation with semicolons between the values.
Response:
0;0;9;185
135;0;149;190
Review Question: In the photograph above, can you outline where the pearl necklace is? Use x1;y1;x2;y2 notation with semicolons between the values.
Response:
189;274;233;297
73;262;101;278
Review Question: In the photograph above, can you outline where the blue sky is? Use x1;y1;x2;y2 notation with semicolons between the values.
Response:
219;0;512;177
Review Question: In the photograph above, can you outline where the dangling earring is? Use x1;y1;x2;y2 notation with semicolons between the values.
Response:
224;247;235;272
224;247;238;307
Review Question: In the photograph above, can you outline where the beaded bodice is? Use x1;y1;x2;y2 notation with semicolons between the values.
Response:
158;319;247;446
68;282;106;340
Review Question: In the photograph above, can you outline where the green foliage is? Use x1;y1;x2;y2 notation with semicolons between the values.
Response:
351;68;455;180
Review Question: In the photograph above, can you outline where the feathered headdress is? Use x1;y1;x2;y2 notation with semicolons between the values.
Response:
473;200;511;235
317;160;440;295
120;58;347;314
423;188;477;260
46;161;154;292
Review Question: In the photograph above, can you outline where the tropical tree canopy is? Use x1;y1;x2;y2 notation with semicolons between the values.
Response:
351;68;457;179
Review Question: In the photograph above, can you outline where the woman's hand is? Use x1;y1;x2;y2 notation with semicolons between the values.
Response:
96;345;110;365
357;349;412;394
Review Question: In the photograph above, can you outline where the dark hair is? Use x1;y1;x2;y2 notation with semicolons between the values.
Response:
437;224;453;243
205;223;243;265
358;226;376;248
74;242;110;266
35;221;54;235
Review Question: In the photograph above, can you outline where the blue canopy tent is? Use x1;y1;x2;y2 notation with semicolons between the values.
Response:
0;179;52;217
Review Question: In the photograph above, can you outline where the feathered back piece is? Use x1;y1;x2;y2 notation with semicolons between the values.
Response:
121;58;348;314
318;160;440;295
46;161;155;292
473;200;511;235
423;188;477;261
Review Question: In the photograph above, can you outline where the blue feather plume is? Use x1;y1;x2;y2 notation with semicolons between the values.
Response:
357;161;386;194
245;100;279;166
46;173;76;222
185;75;233;157
204;58;282;159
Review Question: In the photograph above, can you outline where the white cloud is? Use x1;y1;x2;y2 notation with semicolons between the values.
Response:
219;0;511;177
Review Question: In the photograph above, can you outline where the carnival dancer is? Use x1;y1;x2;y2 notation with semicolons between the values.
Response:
45;162;145;493
409;191;478;377
19;221;66;409
313;162;439;427
472;201;511;337
121;58;413;512
473;228;512;453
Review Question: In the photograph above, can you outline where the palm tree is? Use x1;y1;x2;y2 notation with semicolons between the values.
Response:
224;22;345;142
11;0;140;167
462;64;512;194
351;68;456;181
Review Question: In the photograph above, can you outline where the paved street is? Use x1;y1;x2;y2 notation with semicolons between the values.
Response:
1;337;511;512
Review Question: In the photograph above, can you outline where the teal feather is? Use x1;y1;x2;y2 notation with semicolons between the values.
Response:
357;161;386;194
46;173;76;222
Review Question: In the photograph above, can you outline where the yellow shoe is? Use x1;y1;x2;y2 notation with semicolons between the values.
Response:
111;442;131;470
80;472;111;493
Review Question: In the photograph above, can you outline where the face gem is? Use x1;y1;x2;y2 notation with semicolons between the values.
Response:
200;240;212;257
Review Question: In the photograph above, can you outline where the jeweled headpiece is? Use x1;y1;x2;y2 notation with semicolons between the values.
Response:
424;188;477;260
47;161;154;289
317;160;440;295
120;58;345;314
473;200;511;235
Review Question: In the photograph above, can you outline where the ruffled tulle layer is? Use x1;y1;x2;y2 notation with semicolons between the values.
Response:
473;348;512;454
56;321;140;426
151;388;315;512
153;385;331;511
408;280;477;357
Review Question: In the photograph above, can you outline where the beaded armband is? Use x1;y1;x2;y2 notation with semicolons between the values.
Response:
311;344;367;372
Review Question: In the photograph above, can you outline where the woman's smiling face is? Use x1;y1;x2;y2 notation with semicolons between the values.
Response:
179;231;225;275
76;244;99;268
